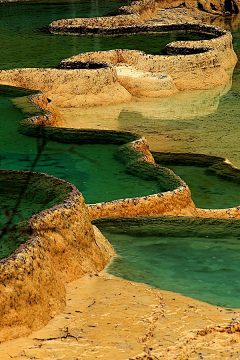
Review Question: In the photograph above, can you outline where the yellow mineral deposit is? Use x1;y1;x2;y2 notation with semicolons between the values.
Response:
0;25;237;108
0;272;240;359
0;65;132;108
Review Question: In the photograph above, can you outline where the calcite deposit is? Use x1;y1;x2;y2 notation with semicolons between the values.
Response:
0;62;132;108
64;24;237;92
0;171;114;342
0;24;236;108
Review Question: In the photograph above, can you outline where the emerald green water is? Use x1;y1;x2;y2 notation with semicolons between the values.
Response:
161;164;240;209
97;218;240;308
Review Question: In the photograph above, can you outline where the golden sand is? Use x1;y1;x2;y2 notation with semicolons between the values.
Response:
0;271;240;359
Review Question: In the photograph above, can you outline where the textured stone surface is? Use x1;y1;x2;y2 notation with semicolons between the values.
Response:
116;65;179;97
0;65;132;108
64;25;237;92
0;25;236;108
0;173;114;342
1;272;240;359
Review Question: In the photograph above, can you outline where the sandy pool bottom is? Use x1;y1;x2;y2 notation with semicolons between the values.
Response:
58;73;240;169
0;270;240;360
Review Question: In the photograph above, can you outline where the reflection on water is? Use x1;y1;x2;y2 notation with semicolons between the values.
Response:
0;1;239;168
60;80;232;127
60;76;240;167
0;0;126;69
59;16;240;168
61;71;240;166
210;13;240;33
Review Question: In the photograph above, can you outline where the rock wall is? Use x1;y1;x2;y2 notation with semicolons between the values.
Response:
184;0;240;14
0;171;114;342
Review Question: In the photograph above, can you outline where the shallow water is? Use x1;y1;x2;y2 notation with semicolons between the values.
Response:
97;218;240;308
161;164;240;209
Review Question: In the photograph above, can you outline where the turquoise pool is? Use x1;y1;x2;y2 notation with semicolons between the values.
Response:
96;217;240;308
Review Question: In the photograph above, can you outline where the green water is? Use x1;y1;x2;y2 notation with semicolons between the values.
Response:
0;87;160;205
0;0;217;69
96;217;240;308
160;164;240;209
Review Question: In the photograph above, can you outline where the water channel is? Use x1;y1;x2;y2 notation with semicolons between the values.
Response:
1;0;240;307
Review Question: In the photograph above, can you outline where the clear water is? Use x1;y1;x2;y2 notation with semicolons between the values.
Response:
160;164;240;209
97;218;240;308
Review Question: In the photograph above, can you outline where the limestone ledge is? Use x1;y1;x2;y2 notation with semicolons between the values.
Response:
48;0;155;31
11;92;64;127
0;25;236;104
16;94;240;222
48;0;240;33
88;185;198;219
0;62;132;108
116;65;179;97
62;24;237;92
0;171;114;342
88;137;198;219
29;93;63;126
153;152;240;219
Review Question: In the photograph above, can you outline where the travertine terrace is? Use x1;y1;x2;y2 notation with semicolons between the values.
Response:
0;170;114;342
0;25;237;105
0;0;240;358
